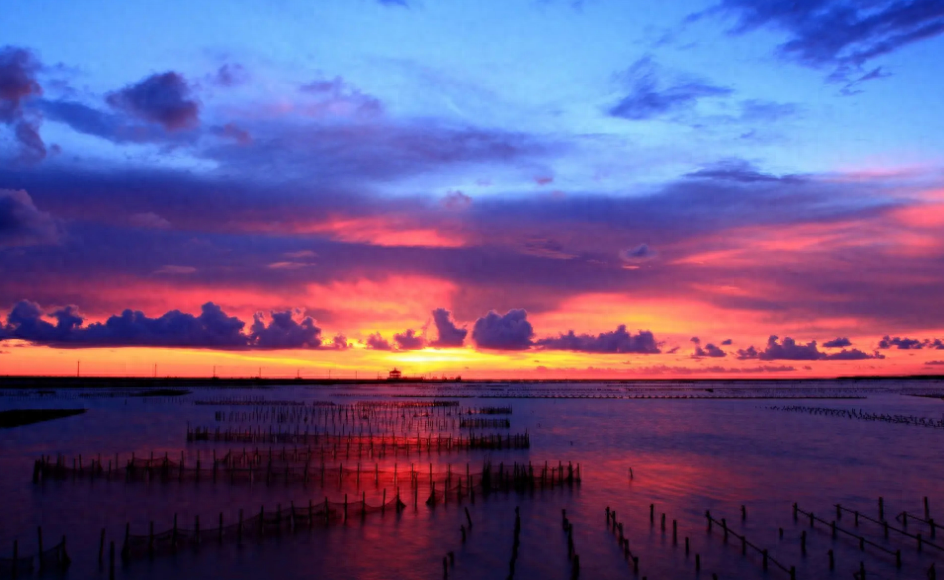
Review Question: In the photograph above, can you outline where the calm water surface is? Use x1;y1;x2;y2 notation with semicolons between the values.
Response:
1;380;943;579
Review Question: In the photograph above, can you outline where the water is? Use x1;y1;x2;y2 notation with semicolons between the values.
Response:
1;380;943;579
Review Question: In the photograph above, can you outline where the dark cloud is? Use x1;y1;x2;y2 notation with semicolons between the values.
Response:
250;310;322;349
214;123;252;144
738;335;881;361
0;157;934;335
685;159;802;183
394;328;426;350
926;360;944;366
430;308;467;347
472;309;534;350
827;348;882;360
721;339;733;345
536;325;660;354
878;335;924;349
634;363;795;374
0;46;45;162
106;72;199;131
0;189;59;247
0;300;336;350
212;63;248;87
365;332;393;350
41;99;194;145
129;212;172;230
2;301;248;348
330;333;350;349
299;76;383;117
442;190;471;209
738;99;800;122
713;0;944;81
823;337;852;348
608;56;732;120
693;343;727;358
619;243;657;264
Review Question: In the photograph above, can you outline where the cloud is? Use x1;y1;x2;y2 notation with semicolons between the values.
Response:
129;212;172;230
394;328;426;350
330;333;349;349
926;360;944;366
442;190;471;209
214;122;252;144
472;309;534;350
0;46;45;162
2;301;248;348
212;63;248;87
536;325;661;354
0;189;59;248
693;343;727;358
685;158;801;183
250;310;322;349
106;72;199;131
878;335;924;349
365;332;393;350
738;99;800;122
608;56;732;120
823;337;852;348
712;0;944;82
721;339;733;345
298;76;383;117
153;265;196;275
430;308;467;347
619;244;657;263
634;363;795;374
738;335;882;361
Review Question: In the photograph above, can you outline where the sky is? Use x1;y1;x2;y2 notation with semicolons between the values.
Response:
2;0;944;379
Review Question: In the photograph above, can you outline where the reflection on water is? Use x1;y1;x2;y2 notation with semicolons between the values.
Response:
1;379;943;579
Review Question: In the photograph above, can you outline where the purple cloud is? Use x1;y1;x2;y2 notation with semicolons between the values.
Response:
3;301;247;348
878;335;924;349
212;63;247;87
0;46;45;162
823;337;852;348
472;309;534;350
394;328;426;350
365;332;393;350
0;189;59;247
609;57;732;120
712;0;944;83
620;243;657;263
106;72;199;131
738;335;882;361
430;308;467;347
250;310;322;349
536;326;660;354
693;343;727;358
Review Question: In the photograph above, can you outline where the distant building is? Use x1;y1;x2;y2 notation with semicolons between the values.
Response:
388;368;402;380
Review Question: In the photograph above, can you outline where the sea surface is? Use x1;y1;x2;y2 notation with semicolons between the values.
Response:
1;379;943;579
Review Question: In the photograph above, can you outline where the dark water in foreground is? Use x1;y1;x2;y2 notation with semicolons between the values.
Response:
1;380;943;579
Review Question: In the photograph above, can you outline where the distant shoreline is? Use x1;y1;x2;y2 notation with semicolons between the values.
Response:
0;374;942;389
